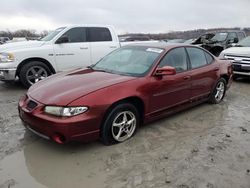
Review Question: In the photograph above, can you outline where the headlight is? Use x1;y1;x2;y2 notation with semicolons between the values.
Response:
0;52;15;62
44;106;88;117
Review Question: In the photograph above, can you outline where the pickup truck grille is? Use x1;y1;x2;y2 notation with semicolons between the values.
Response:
224;55;250;65
224;54;250;74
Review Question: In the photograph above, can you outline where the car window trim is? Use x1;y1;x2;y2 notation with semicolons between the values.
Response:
55;27;87;44
156;46;190;74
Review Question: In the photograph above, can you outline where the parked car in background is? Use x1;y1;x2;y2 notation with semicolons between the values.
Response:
0;37;10;44
119;35;150;42
192;30;246;56
0;25;120;87
184;38;196;44
8;37;28;43
219;36;250;79
18;43;232;145
166;39;186;43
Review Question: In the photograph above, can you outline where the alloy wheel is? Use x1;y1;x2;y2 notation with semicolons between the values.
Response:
26;66;48;85
215;81;225;102
111;111;136;142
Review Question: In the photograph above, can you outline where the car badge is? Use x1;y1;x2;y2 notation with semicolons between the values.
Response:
234;57;243;62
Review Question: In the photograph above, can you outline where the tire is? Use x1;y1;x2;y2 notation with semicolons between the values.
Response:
101;103;140;145
209;78;227;104
19;61;52;88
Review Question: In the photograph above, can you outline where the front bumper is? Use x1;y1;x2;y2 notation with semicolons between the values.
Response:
18;95;101;144
232;63;250;76
0;68;17;81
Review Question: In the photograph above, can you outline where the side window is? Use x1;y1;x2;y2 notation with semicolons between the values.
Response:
88;27;112;42
237;32;245;41
62;27;86;43
227;32;237;40
187;47;207;69
159;47;188;73
204;51;214;64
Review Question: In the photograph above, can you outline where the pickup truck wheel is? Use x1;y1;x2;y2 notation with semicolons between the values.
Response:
209;78;226;104
19;61;52;88
101;103;139;145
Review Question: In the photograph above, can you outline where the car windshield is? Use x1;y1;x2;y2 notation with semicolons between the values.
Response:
211;32;228;42
40;27;66;41
92;46;164;76
237;36;250;47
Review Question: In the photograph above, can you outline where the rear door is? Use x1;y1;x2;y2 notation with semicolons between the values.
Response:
53;27;91;71
186;47;219;100
150;47;192;112
87;27;120;64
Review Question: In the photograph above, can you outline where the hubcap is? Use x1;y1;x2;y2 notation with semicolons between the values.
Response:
215;81;225;102
26;66;48;85
112;111;136;142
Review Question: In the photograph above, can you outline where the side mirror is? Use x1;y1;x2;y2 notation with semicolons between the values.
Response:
55;36;69;44
155;66;176;76
228;38;238;44
233;38;239;43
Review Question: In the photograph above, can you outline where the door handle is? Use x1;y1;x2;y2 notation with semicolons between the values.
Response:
80;47;88;50
183;75;191;80
110;46;117;49
214;67;219;71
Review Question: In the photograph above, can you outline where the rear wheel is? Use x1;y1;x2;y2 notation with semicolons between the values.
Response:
19;61;52;88
209;78;226;104
101;103;139;145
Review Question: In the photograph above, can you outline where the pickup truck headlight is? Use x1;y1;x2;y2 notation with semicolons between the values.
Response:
0;52;15;62
44;106;88;117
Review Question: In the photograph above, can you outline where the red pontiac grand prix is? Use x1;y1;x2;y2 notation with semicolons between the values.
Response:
18;43;233;145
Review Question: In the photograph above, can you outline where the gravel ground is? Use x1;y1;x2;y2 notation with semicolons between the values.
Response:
0;80;250;188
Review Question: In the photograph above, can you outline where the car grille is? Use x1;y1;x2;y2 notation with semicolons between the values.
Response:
224;55;250;65
27;100;38;110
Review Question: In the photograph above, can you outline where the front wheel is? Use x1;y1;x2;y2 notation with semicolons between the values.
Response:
101;103;139;145
19;61;52;88
209;78;226;104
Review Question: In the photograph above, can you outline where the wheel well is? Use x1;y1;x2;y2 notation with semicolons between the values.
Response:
102;96;145;126
221;74;229;83
16;58;56;77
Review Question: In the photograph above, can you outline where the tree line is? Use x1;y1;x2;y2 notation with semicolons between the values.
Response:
1;27;249;40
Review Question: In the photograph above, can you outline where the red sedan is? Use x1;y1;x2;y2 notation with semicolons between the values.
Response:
18;43;233;144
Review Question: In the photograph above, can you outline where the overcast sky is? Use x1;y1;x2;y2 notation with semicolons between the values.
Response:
0;0;249;34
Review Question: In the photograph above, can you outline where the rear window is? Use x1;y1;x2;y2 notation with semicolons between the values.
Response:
87;27;112;42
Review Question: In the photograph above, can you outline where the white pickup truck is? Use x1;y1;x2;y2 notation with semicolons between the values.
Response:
0;25;121;87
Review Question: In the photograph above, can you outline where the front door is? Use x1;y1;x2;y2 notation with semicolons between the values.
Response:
150;47;191;113
53;27;91;71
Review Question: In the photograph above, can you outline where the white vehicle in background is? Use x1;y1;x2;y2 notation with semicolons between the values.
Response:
219;36;250;80
0;25;120;87
0;37;10;44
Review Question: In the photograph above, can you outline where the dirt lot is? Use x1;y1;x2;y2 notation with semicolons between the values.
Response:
0;80;250;188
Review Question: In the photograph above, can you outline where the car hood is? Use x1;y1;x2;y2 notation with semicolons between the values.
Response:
28;69;135;106
0;41;45;52
222;47;250;56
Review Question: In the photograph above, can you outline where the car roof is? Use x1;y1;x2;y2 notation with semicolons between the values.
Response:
125;42;194;50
